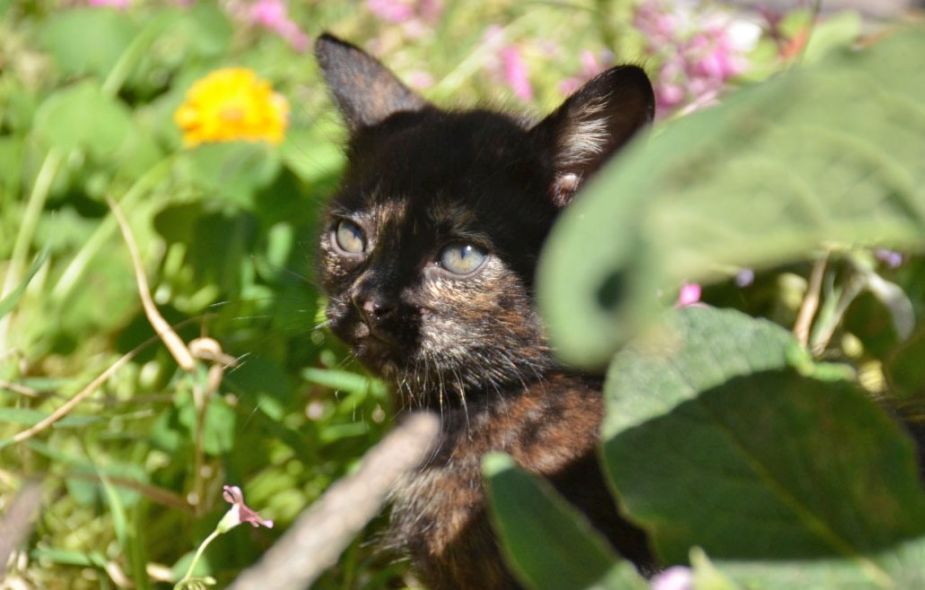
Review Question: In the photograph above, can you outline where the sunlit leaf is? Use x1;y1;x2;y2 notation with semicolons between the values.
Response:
539;27;925;367
603;307;925;588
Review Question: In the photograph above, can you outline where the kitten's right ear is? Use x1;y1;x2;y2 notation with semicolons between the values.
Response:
532;65;654;207
315;33;429;132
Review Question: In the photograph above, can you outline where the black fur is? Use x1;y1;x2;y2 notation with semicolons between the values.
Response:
315;33;655;589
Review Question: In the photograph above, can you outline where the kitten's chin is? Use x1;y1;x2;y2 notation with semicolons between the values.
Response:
340;324;403;377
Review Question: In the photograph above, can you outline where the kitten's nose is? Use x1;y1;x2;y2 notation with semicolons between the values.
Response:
353;293;395;324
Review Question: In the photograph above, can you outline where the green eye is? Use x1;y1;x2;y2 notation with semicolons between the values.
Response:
334;219;366;254
438;243;487;275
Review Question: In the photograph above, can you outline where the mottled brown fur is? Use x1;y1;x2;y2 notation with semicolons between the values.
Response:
389;374;650;590
314;34;656;589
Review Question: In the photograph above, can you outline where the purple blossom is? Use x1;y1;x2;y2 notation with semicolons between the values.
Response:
875;248;904;269
735;268;755;287
651;566;694;590
220;485;274;530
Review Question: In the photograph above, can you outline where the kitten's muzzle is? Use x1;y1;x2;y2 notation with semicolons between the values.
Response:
352;292;396;326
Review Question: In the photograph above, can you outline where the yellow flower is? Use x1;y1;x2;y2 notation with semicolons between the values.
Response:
174;68;289;147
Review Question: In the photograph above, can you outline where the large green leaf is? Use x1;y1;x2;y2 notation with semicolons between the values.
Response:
602;307;925;588
538;27;925;368
33;81;134;158
482;453;647;590
39;8;137;78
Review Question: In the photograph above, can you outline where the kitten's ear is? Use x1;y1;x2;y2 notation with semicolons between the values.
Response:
532;65;654;207
315;33;429;132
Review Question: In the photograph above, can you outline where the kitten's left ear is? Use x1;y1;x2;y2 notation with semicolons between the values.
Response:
532;66;654;206
315;33;429;132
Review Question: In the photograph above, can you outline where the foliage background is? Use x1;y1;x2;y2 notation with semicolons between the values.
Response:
0;0;921;589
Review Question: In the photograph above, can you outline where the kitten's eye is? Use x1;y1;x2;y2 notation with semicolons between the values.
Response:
438;243;487;275
333;219;367;254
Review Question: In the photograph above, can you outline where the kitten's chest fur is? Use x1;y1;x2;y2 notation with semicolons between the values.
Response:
388;375;651;590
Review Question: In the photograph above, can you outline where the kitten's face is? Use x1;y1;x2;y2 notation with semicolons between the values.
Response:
319;111;557;402
314;35;653;407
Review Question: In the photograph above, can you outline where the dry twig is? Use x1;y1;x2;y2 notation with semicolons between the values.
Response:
793;253;828;348
0;480;43;582
108;197;195;371
10;348;139;444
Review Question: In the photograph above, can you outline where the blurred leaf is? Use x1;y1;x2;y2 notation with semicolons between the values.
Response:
154;202;258;303
39;8;137;78
863;270;915;340
31;547;106;568
302;367;387;397
0;249;47;320
482;453;646;590
538;28;925;367
886;326;925;399
802;10;862;62
178;2;233;57
33;81;133;159
603;307;925;587
178;143;282;208
0;407;100;428
0;136;24;198
690;548;740;590
225;357;293;421
280;126;346;186
178;393;236;456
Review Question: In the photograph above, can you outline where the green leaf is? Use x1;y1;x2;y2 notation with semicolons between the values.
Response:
39;8;137;78
602;307;925;588
33;81;134;158
0;136;24;197
178;143;281;208
538;27;925;367
885;326;925;398
482;452;647;590
801;11;862;63
302;367;387;397
0;407;100;428
0;249;47;320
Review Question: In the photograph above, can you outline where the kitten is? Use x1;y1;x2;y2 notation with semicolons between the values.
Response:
315;33;655;589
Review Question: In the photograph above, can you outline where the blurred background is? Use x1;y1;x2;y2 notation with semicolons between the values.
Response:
0;1;922;588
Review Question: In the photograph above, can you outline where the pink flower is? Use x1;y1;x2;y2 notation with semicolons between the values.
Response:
500;46;533;101
367;0;443;24
231;0;308;52
634;0;759;117
219;485;274;531
481;27;533;102
406;70;435;90
651;566;694;590
368;0;414;23
677;282;702;307
559;49;611;96
87;0;130;7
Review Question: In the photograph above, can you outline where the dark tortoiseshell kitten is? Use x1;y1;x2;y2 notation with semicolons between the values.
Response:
315;34;655;590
